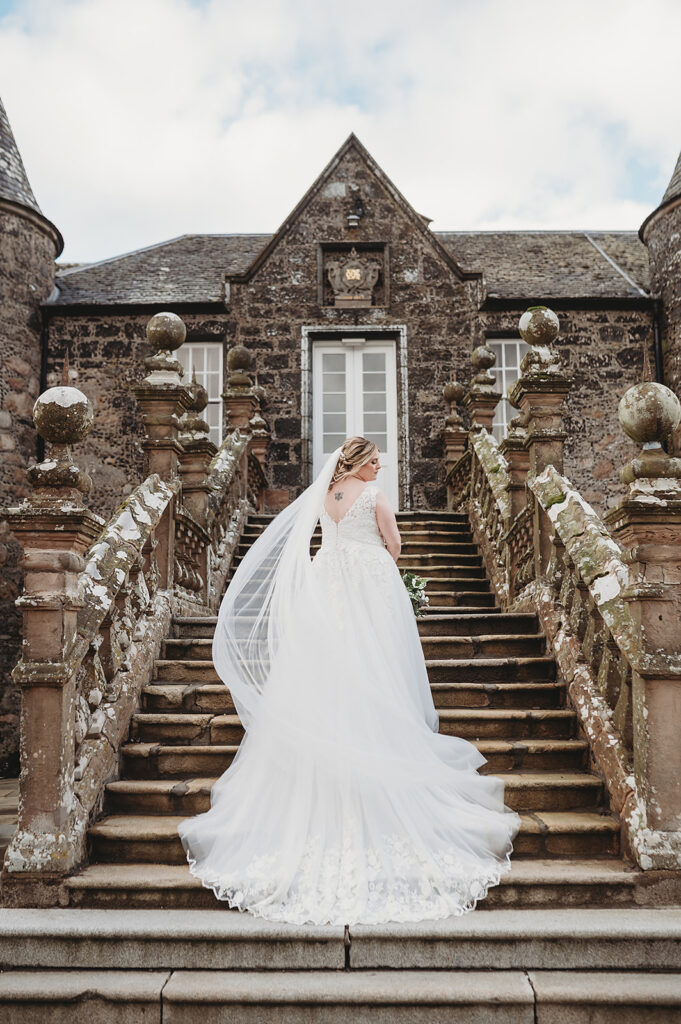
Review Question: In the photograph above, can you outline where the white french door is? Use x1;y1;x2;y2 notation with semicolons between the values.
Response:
312;339;399;508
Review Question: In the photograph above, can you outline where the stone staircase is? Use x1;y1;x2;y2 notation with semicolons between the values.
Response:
63;509;644;910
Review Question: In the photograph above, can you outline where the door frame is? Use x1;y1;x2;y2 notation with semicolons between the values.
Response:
301;324;410;510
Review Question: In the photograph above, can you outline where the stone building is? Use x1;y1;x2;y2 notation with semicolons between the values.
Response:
1;93;680;776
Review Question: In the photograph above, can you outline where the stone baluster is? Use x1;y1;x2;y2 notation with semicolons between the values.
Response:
508;307;572;578
223;344;257;431
442;378;467;473
2;371;101;876
463;345;501;433
178;371;217;602
605;379;681;836
249;382;271;469
132;312;192;589
499;413;529;523
178;370;217;523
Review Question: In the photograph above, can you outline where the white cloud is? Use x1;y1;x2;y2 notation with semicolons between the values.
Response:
1;0;680;261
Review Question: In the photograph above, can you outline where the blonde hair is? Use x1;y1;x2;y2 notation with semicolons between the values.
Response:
328;436;378;489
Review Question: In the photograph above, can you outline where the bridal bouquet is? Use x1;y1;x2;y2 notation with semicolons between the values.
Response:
401;570;429;617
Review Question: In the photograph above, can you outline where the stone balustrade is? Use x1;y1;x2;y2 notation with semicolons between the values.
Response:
445;304;681;870
1;313;270;902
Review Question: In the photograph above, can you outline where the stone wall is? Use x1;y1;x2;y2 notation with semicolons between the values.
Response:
482;307;653;513
44;311;234;520
0;207;57;774
642;200;681;452
228;144;483;510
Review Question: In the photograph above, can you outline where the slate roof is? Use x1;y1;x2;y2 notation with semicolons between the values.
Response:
53;234;270;305
437;231;650;300
0;97;41;214
52;228;650;307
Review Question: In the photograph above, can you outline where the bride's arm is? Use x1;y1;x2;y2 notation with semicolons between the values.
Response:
375;490;401;563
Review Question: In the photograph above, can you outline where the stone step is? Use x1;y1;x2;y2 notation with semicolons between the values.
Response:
422;590;496;607
161;625;542;663
229;559;490;582
171;595;498;639
87;811;620;864
130;707;576;746
7;908;681;971
153;655;556;686
143;680;565;716
431;681;564;709
420;634;546;659
63;858;647;912
426;656;556;684
421;576;492;591
121;738;588;778
417;612;538;637
105;772;603;818
26;967;680;1023
396;560;487;574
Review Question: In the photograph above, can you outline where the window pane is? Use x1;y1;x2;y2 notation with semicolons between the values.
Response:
205;374;221;400
322;353;345;372
363;352;385;372
192;348;205;373
323;373;346;392
364;391;386;412
323;432;346;453
365;432;386;449
362;372;385;392
325;393;346;413
323;412;346;433
207;347;220;373
364;412;387;432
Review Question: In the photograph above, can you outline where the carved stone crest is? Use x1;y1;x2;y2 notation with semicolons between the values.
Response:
326;247;382;308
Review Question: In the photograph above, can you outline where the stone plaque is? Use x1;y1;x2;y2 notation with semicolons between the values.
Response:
325;247;383;308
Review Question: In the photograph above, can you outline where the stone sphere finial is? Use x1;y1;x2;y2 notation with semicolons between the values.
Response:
33;385;94;445
142;312;186;384
444;380;465;406
29;372;94;496
618;381;681;447
146;312;187;354
471;345;497;386
227;345;252;373
226;344;254;390
519;306;559;347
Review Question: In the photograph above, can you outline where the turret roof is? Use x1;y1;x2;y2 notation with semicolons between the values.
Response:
0;97;42;214
661;150;681;205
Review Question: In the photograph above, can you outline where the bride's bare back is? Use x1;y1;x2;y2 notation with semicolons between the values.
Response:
324;478;369;523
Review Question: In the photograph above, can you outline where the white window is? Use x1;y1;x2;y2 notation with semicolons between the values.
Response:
177;343;223;446
312;339;399;508
488;339;530;443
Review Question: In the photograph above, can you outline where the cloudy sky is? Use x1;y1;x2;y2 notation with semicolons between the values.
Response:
1;0;680;263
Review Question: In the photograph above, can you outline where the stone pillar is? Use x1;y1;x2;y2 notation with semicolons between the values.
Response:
178;372;217;603
132;312;192;589
223;344;257;431
499;412;529;522
605;380;681;834
249;382;271;469
442;379;467;473
509;307;572;578
178;371;217;524
1;374;101;875
463;345;501;433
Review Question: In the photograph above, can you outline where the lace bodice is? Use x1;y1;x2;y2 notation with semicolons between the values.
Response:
319;484;384;549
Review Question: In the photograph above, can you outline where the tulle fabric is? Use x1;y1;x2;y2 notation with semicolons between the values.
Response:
178;457;521;925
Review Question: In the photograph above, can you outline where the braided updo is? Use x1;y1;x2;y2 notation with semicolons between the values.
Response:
328;436;378;490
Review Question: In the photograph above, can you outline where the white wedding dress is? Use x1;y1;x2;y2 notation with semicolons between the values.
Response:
178;458;521;925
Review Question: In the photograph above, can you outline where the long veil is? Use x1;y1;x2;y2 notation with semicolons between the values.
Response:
212;445;344;729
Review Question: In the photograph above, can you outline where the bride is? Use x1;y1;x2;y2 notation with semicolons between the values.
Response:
178;436;521;924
